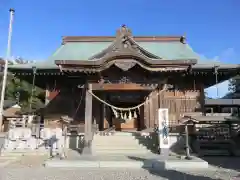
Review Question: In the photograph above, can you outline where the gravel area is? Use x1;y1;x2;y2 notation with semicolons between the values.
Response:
0;168;239;180
4;155;48;168
1;155;240;180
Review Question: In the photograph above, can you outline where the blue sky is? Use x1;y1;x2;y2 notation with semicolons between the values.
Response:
0;0;239;97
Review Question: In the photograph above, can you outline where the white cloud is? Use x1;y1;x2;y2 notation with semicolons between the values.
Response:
204;48;238;98
213;48;238;63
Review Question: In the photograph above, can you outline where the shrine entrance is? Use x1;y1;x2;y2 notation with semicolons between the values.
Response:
95;90;151;132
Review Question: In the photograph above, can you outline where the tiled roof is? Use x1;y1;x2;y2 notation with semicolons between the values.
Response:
8;37;238;70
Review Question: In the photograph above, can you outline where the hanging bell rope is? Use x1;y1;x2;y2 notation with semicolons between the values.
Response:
72;87;84;119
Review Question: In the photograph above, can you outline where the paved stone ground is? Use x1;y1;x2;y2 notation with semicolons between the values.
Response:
0;155;240;179
0;167;239;180
4;155;48;168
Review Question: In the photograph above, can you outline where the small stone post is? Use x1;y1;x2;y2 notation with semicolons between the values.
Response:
185;124;192;160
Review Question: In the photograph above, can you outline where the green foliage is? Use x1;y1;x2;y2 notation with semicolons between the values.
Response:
229;76;240;93
227;75;240;98
5;75;45;113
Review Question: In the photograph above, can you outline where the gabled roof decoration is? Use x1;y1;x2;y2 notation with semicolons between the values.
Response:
89;25;161;60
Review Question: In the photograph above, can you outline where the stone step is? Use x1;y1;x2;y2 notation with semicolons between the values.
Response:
93;138;143;142
94;135;137;138
113;132;136;136
92;133;150;156
92;143;145;148
95;133;146;137
0;149;48;157
93;140;147;146
92;139;139;144
93;137;137;141
92;143;142;148
93;149;149;154
92;145;147;150
94;134;147;139
92;142;146;147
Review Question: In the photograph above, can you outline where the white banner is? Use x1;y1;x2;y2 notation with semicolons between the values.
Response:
158;108;170;149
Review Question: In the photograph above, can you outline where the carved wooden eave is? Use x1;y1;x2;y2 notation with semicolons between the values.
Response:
56;57;197;73
56;25;197;73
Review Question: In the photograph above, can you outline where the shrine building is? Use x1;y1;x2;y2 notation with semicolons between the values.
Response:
8;26;240;145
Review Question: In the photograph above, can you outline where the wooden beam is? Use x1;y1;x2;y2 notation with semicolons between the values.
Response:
91;83;157;91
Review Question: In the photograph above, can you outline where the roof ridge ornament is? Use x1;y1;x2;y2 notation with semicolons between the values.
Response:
180;33;187;44
116;24;132;38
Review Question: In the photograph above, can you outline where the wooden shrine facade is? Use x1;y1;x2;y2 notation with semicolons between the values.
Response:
9;26;240;138
53;26;200;133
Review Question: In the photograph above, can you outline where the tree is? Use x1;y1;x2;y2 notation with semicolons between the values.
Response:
1;57;45;113
5;77;45;113
227;75;240;98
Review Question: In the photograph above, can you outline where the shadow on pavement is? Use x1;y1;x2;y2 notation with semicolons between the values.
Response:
148;169;220;180
128;156;218;180
202;156;240;172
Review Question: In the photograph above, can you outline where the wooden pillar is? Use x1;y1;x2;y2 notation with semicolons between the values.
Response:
139;106;145;130
144;97;150;128
152;90;158;126
99;93;106;131
199;83;205;115
149;92;154;128
82;83;93;155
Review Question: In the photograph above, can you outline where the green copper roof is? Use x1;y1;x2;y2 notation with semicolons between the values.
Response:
49;42;111;61
48;41;200;61
8;40;227;70
139;42;200;60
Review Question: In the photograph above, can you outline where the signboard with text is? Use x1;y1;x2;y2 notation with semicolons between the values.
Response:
158;108;170;149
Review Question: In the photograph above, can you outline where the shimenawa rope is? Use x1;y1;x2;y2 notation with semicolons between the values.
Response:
87;84;167;120
87;84;167;111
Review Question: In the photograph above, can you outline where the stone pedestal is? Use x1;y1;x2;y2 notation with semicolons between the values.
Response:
160;148;170;160
82;140;92;155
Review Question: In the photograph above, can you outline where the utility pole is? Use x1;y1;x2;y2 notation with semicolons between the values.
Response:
0;8;15;131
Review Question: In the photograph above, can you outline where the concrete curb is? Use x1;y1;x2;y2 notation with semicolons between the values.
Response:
0;158;19;167
44;159;208;170
1;151;48;157
164;160;209;170
0;156;19;160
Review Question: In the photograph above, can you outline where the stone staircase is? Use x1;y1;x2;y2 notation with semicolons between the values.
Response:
92;132;151;155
